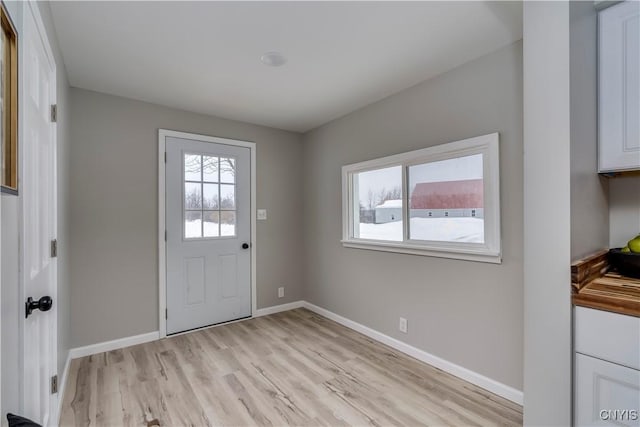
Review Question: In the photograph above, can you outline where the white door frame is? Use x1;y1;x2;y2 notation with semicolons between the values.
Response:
20;0;58;423
158;129;256;339
0;39;3;420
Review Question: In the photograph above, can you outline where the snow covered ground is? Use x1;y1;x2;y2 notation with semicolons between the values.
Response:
186;220;235;238
358;217;484;243
184;217;482;242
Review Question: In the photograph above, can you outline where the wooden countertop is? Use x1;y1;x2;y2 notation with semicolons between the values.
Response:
572;250;640;318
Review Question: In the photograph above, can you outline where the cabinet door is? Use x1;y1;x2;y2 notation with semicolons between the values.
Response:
599;1;640;173
575;307;640;371
575;353;640;427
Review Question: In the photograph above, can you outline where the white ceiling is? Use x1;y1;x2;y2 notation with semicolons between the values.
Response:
50;1;522;133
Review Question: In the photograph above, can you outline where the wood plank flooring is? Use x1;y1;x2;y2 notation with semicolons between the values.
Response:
60;308;522;426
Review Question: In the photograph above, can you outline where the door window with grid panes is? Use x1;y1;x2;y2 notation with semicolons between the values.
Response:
183;154;237;239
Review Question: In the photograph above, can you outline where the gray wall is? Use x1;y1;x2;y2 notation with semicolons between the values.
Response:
568;0;638;265
570;1;610;261
1;0;71;419
609;176;640;247
302;42;524;390
69;88;304;347
523;2;572;425
568;0;639;254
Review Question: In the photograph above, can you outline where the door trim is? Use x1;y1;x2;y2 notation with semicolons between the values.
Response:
158;129;256;339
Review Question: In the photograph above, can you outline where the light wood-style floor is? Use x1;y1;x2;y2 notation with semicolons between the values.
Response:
60;308;522;426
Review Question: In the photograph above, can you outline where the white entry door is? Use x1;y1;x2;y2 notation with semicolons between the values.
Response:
22;2;57;425
165;134;252;334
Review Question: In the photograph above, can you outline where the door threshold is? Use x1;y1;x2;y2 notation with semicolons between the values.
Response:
166;315;252;338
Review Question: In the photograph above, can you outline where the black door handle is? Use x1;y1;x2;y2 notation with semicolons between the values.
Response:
242;243;250;249
25;296;53;318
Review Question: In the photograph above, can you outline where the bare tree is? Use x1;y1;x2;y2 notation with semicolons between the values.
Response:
185;186;201;209
194;156;235;181
387;186;402;200
375;186;401;206
361;185;402;210
219;158;235;182
202;156;216;178
184;155;238;212
185;155;201;178
366;189;376;210
220;192;235;209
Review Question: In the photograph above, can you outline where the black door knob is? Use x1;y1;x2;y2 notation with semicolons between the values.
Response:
25;296;53;318
242;243;250;249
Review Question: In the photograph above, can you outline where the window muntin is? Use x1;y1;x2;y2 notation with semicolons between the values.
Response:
342;133;500;263
183;153;237;239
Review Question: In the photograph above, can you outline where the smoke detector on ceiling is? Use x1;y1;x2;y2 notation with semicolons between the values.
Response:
261;51;287;67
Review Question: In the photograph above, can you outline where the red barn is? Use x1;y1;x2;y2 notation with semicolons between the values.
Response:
410;179;483;210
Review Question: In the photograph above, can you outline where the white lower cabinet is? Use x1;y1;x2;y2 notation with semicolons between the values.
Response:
575;353;640;426
574;307;640;426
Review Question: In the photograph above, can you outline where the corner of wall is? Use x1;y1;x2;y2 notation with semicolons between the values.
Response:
569;0;610;262
523;2;572;425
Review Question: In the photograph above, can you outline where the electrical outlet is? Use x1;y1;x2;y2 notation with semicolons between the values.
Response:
399;317;408;333
278;287;284;298
257;209;267;220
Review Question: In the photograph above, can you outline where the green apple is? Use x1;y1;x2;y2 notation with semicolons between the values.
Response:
621;246;631;253
628;235;640;253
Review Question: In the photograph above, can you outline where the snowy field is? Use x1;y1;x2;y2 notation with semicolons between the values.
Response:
186;220;235;238
359;217;484;243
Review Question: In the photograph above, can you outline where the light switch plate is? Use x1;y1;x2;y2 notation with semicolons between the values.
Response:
257;209;267;220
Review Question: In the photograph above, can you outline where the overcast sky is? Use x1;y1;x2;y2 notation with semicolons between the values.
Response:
357;154;483;206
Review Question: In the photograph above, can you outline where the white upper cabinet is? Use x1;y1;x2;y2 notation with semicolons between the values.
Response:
599;1;640;173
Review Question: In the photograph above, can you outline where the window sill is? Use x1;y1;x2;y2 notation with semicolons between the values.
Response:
341;239;502;264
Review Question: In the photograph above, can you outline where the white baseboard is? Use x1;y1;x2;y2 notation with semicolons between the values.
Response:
69;331;160;359
65;300;305;360
63;301;522;406
253;300;305;317
302;301;524;406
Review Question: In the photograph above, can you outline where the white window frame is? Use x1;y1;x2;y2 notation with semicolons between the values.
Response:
341;133;501;263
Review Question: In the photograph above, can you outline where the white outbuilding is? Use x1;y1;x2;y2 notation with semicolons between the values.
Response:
375;199;402;223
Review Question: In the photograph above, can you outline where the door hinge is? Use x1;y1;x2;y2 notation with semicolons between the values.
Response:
164;152;167;163
164;230;167;241
165;308;168;319
50;239;58;258
50;104;57;123
50;375;58;394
